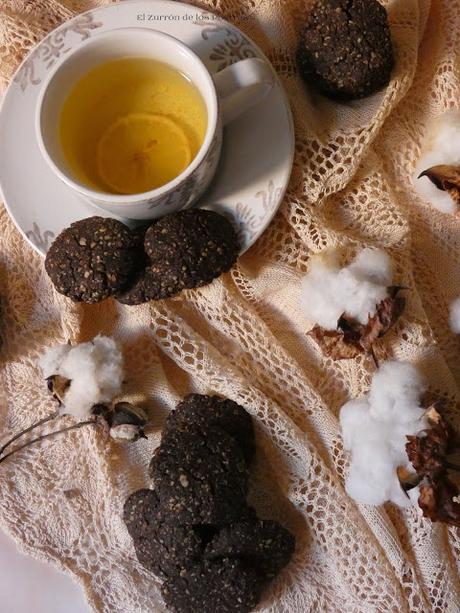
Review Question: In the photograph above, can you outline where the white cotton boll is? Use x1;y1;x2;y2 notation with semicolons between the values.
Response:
39;335;124;419
338;269;388;325
340;361;428;509
59;336;123;419
83;335;124;402
413;111;460;214
389;478;414;508
347;248;393;287
340;398;370;450
110;424;142;442
449;297;460;334
38;343;71;378
301;249;392;330
345;448;409;506
61;376;100;420
347;439;413;508
429;111;460;162
368;361;426;423
413;172;457;215
345;423;412;507
345;462;389;506
301;254;344;329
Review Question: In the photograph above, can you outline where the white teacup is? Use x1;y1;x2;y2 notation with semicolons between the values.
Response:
36;27;274;220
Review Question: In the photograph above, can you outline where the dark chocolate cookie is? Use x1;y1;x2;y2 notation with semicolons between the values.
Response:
123;489;159;539
164;394;255;465
130;223;150;250
205;519;295;579
115;266;163;305
297;0;394;100
161;558;262;613
45;216;138;303
123;489;204;579
149;427;249;525
142;209;239;299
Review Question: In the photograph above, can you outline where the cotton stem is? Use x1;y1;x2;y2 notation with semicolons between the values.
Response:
0;410;61;456
0;419;96;465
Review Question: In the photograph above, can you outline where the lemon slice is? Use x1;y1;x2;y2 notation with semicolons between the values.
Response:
97;113;192;195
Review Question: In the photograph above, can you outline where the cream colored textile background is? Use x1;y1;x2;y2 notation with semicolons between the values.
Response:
1;0;460;611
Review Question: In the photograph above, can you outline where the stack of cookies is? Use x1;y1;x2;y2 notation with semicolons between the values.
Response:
45;209;239;305
124;394;295;613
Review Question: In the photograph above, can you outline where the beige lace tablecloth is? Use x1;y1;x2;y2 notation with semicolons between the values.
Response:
2;0;460;611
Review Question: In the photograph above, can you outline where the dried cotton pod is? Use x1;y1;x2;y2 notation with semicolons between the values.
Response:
413;111;460;214
418;165;460;207
46;375;71;405
110;424;147;442
109;402;148;442
302;249;405;362
111;402;148;427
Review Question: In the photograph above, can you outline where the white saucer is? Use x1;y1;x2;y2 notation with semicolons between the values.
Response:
0;0;294;256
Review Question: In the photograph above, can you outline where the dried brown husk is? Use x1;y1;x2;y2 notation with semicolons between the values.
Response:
404;403;460;526
406;404;453;479
397;466;420;492
417;476;460;526
308;287;405;360
110;402;148;428
418;164;460;206
46;375;71;405
307;326;363;360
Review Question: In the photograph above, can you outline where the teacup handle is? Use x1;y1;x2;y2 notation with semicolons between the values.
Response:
213;58;274;125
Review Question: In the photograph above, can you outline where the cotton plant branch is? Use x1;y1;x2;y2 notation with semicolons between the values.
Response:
0;419;97;465
0;403;148;465
0;336;149;465
0;410;61;456
0;371;75;458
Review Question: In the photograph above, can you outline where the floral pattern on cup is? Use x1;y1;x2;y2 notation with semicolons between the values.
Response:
14;13;103;92
26;223;55;252
196;23;257;70
236;181;282;245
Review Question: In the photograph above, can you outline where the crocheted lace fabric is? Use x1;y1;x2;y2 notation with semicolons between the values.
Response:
1;0;460;611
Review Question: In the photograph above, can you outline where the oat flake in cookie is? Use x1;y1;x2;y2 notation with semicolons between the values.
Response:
149;427;249;525
123;489;204;579
144;209;239;299
205;519;296;579
297;0;394;100
45;216;138;303
161;558;262;613
164;394;256;465
115;266;163;306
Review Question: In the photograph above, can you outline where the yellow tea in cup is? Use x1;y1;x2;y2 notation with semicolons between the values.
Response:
59;57;208;195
